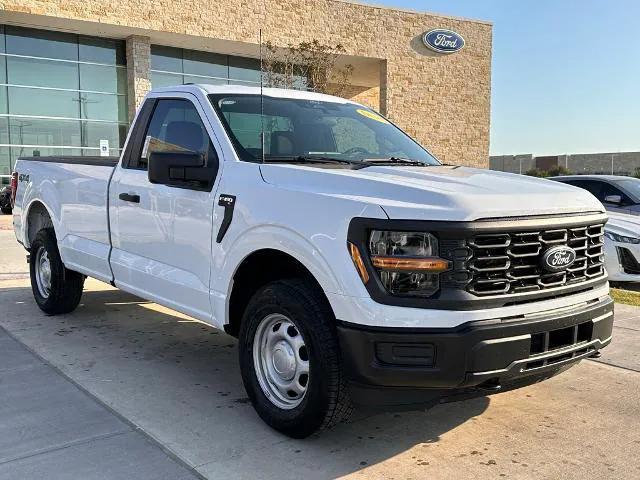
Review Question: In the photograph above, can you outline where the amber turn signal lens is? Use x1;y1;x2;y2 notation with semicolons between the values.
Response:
371;256;451;273
348;242;370;284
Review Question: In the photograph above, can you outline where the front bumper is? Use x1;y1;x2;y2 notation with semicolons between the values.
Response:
337;295;613;410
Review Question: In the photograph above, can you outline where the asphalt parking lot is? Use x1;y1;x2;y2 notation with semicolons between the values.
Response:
1;214;639;479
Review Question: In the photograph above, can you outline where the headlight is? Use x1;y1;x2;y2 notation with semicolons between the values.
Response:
366;230;450;297
605;231;640;244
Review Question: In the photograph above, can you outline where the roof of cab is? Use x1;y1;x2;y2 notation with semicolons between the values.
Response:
149;83;357;105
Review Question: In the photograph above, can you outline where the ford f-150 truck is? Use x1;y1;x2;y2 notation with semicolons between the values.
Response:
11;84;613;438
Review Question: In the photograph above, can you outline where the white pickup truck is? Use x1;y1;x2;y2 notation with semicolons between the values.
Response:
11;84;613;438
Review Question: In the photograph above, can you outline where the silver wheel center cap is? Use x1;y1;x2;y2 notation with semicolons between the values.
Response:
272;341;296;380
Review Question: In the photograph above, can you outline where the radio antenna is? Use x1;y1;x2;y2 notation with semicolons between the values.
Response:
259;29;265;164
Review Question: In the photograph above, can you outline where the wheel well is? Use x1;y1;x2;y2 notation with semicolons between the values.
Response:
226;249;332;337
26;201;53;248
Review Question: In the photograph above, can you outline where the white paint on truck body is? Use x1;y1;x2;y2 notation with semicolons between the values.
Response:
13;84;608;331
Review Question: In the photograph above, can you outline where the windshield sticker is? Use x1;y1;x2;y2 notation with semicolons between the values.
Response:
356;109;389;124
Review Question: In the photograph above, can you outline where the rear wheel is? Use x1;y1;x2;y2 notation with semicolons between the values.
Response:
239;279;352;438
30;228;84;315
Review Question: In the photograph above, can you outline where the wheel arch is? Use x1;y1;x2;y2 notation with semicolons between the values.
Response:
224;248;336;338
24;199;56;249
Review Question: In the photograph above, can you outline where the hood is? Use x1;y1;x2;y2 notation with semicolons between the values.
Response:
260;164;605;221
605;211;640;237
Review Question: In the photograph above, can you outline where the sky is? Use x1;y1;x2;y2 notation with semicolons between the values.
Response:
370;0;640;156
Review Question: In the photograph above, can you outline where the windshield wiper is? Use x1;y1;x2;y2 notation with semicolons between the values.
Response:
361;157;433;166
262;155;366;168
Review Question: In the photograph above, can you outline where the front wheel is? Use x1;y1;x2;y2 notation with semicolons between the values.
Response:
30;228;84;315
239;279;352;438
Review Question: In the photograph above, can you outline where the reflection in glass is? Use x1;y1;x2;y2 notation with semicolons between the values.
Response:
151;71;183;88
82;121;127;149
183;75;228;86
1;25;128;171
80;64;127;94
8;117;82;147
0;117;8;144
0;147;11;176
9;87;80;118
5;26;78;61
151;45;182;72
229;56;261;83
78;93;127;123
79;36;126;65
0;86;7;114
183;50;227;78
7;56;80;90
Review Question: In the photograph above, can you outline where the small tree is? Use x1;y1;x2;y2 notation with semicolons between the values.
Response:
546;165;572;177
262;40;353;96
525;168;549;178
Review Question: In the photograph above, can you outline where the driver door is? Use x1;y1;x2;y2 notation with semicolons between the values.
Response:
109;93;221;321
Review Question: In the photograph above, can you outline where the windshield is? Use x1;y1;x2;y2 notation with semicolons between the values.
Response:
616;178;640;203
209;94;440;165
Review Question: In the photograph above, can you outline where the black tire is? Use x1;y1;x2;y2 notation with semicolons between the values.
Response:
29;228;84;315
239;279;353;438
1;206;11;214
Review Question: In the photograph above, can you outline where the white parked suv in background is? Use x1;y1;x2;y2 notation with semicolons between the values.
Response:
10;84;613;437
604;212;640;282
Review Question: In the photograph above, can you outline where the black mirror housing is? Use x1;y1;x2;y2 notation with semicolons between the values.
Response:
148;151;211;189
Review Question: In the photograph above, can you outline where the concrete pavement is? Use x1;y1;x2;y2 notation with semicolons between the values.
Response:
1;214;639;479
0;326;202;479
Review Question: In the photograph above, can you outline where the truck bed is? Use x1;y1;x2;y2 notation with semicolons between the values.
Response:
14;156;118;283
18;156;120;167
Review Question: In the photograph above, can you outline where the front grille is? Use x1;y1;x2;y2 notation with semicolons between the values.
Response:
465;223;605;296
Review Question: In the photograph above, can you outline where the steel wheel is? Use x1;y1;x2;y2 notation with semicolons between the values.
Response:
35;246;52;298
253;313;310;409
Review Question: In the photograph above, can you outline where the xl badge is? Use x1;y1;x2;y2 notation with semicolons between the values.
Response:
541;246;576;272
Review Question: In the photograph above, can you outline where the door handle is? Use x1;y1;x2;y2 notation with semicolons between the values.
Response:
119;192;140;203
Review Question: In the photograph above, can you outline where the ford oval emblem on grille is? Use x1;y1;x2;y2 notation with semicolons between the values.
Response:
541;246;576;272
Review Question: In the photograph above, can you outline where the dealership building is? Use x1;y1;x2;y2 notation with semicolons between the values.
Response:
0;1;492;177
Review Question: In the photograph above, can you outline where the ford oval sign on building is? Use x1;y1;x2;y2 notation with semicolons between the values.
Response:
423;29;465;54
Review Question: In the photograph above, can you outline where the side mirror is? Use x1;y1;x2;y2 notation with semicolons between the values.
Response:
604;194;622;205
148;151;207;187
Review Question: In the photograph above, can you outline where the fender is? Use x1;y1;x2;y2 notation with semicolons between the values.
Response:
209;205;385;330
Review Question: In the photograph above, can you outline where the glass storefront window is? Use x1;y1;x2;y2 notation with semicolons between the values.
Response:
6;26;78;61
151;45;182;72
82;121;127;150
151;46;281;89
150;71;182;89
79;36;126;65
228;56;261;84
0;25;128;173
80;64;127;94
8;117;82;147
80;93;128;123
8;87;81;118
183;50;227;78
7;56;80;90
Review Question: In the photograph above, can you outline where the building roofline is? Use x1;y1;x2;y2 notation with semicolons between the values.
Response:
332;0;493;26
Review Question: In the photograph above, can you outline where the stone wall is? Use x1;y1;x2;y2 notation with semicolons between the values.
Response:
1;0;493;167
491;152;640;176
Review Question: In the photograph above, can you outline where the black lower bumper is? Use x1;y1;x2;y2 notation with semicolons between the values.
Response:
337;295;614;410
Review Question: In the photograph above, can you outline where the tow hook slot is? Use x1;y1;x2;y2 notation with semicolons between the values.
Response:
216;194;236;243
